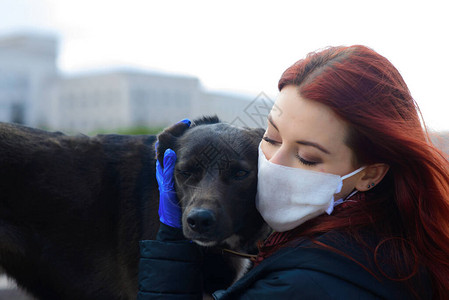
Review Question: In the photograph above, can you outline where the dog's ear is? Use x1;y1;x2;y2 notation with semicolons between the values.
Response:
156;121;191;168
246;127;265;140
156;115;221;167
243;127;265;147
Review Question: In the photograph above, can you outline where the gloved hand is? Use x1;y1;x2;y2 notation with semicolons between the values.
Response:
156;119;191;229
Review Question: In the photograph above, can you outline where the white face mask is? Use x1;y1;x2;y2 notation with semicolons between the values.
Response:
256;143;365;232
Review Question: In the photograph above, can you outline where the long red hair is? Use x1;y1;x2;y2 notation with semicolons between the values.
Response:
278;45;449;299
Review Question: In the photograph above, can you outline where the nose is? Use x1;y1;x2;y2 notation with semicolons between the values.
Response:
186;209;216;233
266;146;292;167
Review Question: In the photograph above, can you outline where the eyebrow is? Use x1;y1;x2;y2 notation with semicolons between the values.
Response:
296;140;331;154
267;114;279;131
267;114;331;155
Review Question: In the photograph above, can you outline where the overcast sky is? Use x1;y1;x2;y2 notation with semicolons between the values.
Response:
1;0;448;130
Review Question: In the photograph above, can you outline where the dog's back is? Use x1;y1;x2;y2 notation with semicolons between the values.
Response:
0;118;268;299
0;122;159;299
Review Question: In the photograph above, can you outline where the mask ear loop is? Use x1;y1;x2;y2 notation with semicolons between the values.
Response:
328;189;360;214
344;189;360;201
327;166;366;215
340;166;366;202
341;166;366;180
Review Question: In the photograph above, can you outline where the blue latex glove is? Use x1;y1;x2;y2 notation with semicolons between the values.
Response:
156;149;181;228
155;119;191;228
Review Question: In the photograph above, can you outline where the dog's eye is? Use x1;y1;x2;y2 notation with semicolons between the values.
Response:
233;169;249;179
177;170;192;178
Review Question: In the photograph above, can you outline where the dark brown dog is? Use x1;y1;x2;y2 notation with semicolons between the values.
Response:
0;116;269;299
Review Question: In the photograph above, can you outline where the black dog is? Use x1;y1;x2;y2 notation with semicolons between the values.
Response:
0;116;269;299
156;117;270;293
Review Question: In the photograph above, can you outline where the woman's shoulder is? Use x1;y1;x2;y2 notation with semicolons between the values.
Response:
216;231;432;300
261;230;432;299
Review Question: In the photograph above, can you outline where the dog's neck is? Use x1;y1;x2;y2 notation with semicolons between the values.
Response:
221;223;272;255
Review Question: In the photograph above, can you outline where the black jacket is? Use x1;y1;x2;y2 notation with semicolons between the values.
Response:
137;225;432;299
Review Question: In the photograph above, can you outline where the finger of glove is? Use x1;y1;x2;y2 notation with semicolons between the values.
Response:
155;159;164;186
162;149;176;186
177;118;191;127
156;159;174;192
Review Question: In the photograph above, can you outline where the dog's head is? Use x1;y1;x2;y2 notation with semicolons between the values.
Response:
156;116;267;250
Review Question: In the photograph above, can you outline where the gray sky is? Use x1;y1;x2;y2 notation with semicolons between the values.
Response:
1;0;448;130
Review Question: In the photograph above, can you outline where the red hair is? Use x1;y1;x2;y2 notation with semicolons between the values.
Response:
278;46;449;299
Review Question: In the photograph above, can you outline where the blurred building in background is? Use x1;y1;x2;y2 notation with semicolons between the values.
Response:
0;33;58;127
0;32;268;133
52;70;201;132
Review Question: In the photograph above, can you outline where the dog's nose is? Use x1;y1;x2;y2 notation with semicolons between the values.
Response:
186;209;216;233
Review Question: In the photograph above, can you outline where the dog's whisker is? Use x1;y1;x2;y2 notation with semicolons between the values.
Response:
183;182;203;190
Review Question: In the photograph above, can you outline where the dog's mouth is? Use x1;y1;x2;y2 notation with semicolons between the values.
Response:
183;230;228;247
183;222;233;248
184;229;241;249
191;238;218;247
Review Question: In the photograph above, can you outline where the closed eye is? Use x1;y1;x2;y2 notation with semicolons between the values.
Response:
177;170;192;178
262;136;279;145
295;154;318;166
176;164;201;179
232;169;249;180
263;136;319;166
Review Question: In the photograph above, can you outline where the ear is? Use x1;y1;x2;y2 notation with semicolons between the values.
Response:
156;122;190;168
355;163;390;192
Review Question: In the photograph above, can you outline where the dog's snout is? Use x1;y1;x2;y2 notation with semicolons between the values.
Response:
187;209;216;233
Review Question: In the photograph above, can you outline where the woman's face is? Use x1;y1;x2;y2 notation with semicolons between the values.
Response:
261;85;362;200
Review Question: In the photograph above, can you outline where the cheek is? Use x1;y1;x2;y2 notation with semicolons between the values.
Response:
260;141;274;160
335;177;358;200
334;188;348;201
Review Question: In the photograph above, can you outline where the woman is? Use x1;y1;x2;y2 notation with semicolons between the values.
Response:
138;45;449;299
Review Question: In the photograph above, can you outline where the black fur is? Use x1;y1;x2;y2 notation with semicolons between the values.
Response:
156;116;270;294
0;117;269;299
0;123;159;299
